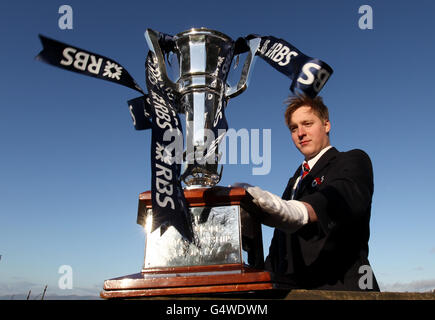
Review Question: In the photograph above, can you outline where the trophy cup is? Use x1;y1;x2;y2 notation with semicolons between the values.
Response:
100;28;294;299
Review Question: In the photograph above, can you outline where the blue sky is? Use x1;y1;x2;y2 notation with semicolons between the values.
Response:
1;0;435;297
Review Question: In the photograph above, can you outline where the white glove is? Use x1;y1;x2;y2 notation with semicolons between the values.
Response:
246;186;309;233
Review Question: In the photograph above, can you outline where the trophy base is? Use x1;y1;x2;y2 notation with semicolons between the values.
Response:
100;264;293;299
101;186;284;299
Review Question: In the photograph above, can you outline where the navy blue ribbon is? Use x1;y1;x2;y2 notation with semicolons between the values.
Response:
144;52;193;241
36;35;144;94
240;34;333;97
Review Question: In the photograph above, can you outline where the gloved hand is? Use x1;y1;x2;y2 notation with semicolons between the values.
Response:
244;185;309;233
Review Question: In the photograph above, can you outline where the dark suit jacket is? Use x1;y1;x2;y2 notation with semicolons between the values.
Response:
264;147;380;291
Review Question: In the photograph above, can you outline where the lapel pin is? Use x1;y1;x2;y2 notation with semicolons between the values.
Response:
312;176;325;187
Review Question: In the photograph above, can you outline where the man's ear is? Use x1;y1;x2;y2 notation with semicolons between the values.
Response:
324;119;331;134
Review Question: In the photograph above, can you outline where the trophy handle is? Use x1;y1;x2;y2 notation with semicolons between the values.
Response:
225;37;261;100
145;29;178;91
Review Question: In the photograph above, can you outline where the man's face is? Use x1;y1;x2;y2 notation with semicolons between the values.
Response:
289;106;331;160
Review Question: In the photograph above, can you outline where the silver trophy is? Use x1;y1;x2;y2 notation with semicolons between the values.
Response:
138;28;263;270
146;28;260;188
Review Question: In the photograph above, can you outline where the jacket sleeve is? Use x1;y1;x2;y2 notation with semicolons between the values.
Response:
299;149;374;236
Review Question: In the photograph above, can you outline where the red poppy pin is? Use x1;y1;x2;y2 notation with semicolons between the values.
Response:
311;176;325;187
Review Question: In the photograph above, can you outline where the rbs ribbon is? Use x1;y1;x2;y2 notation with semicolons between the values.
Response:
241;35;333;98
145;53;193;242
36;35;144;94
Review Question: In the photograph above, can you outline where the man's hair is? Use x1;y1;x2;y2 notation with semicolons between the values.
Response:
284;94;329;128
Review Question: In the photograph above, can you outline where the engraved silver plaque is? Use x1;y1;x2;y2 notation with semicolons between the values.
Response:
143;205;242;269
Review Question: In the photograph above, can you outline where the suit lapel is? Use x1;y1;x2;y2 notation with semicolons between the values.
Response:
295;147;339;198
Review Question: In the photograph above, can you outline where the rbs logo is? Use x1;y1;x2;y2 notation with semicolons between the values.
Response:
60;47;123;80
60;47;103;74
264;42;298;66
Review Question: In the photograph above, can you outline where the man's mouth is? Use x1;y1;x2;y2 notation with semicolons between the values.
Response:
300;140;310;146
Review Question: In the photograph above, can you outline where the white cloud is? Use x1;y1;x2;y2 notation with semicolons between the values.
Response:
379;278;435;293
411;266;424;271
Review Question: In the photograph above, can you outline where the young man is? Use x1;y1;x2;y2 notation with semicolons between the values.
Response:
245;95;379;291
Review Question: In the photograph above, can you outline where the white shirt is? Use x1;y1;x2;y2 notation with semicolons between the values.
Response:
290;146;333;199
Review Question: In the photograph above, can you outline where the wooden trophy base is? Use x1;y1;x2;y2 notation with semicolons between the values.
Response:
100;264;293;299
101;187;291;299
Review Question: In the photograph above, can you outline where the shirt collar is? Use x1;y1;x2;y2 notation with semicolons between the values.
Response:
303;145;333;171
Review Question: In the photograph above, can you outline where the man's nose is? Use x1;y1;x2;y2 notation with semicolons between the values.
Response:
297;127;306;138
